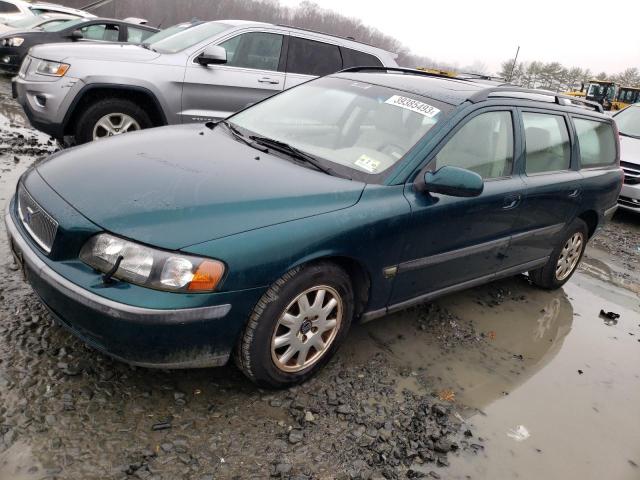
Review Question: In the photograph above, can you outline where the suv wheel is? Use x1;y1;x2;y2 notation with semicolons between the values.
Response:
529;218;588;290
74;98;153;144
235;263;354;388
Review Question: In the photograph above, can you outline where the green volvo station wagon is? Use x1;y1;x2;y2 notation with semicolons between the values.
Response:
6;67;623;387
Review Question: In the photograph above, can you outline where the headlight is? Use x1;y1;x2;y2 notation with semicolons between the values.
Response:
4;37;24;47
79;234;225;292
35;60;70;77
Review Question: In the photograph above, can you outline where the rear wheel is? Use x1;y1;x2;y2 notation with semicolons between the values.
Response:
74;98;152;144
529;219;588;290
235;263;353;388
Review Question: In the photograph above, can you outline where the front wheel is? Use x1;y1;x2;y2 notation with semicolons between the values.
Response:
529;218;588;290
74;98;153;144
234;263;354;388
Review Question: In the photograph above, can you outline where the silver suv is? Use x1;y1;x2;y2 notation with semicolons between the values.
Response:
13;20;398;144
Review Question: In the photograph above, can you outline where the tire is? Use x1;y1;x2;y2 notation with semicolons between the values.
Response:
235;262;354;388
74;98;153;145
529;218;588;290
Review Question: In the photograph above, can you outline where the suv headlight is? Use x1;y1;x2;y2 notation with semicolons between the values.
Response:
80;234;225;292
35;60;70;77
4;37;24;47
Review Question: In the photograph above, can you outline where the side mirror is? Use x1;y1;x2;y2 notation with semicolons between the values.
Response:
68;29;83;40
196;45;227;66
419;166;483;197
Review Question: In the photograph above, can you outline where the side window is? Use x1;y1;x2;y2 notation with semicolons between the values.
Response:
574;118;616;167
81;23;120;42
127;27;155;44
523;112;571;174
341;47;383;68
435;111;514;179
0;1;20;13
286;37;342;76
218;32;283;71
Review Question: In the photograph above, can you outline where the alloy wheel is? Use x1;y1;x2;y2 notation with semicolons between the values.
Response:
271;285;343;373
93;113;141;140
555;232;584;281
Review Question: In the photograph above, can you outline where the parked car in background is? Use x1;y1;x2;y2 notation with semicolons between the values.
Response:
5;68;622;387
0;12;75;34
613;104;640;212
13;20;398;144
0;17;159;74
0;0;93;23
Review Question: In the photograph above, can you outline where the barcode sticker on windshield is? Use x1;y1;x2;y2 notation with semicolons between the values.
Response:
354;155;380;173
385;95;440;118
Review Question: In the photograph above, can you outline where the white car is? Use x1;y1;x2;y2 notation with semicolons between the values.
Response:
0;0;94;24
0;11;75;34
613;104;640;212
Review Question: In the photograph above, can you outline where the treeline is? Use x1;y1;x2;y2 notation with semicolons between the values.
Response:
498;59;640;91
63;0;471;69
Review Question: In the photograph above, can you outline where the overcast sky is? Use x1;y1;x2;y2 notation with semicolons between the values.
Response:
280;0;638;74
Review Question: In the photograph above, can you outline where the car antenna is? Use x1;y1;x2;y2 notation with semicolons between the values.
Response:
102;255;123;285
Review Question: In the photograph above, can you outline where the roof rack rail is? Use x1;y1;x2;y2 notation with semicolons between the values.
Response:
469;87;604;113
338;66;474;81
275;24;380;49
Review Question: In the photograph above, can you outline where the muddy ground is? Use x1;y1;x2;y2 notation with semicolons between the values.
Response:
0;77;639;480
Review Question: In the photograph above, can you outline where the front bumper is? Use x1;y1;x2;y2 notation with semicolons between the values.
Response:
5;201;264;368
618;183;640;212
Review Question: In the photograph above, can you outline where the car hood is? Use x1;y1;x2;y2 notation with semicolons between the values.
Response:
29;42;161;63
36;124;365;250
620;135;640;165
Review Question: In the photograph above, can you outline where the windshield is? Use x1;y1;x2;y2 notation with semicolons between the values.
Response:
230;76;450;178
8;15;48;28
614;106;640;138
587;83;605;98
151;21;231;53
42;18;82;32
142;21;198;45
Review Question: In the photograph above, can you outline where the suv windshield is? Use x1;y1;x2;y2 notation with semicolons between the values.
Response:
142;21;200;45
614;105;640;138
151;21;231;53
230;76;450;179
42;18;82;32
8;15;49;28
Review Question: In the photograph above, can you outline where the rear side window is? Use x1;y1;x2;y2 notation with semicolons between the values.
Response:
523;112;571;174
287;37;342;76
341;47;383;68
127;27;155;44
574;118;616;167
0;1;20;13
435;111;514;179
219;32;283;71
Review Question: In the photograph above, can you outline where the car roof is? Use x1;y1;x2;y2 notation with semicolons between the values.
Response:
333;68;606;115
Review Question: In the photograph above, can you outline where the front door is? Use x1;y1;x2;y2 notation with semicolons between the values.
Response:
390;109;525;304
181;31;286;123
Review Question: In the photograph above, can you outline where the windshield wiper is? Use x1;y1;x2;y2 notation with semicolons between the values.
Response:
221;121;268;152
249;136;337;176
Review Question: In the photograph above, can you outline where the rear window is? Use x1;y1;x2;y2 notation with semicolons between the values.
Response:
574;118;616;167
523;112;571;174
286;37;342;76
341;47;383;68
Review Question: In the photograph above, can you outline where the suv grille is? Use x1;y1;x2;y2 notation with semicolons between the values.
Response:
620;161;640;185
17;183;58;253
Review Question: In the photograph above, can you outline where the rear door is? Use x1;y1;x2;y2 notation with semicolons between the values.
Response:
508;109;583;265
389;108;525;304
283;36;343;89
181;30;286;122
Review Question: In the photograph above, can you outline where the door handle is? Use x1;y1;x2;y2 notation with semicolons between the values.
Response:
258;77;280;84
568;189;580;198
502;194;522;210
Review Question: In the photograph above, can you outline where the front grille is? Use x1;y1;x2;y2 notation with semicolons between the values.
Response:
17;183;58;253
18;56;31;78
619;196;640;209
620;161;640;185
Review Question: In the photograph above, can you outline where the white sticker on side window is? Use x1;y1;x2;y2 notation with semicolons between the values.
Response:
385;95;440;118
